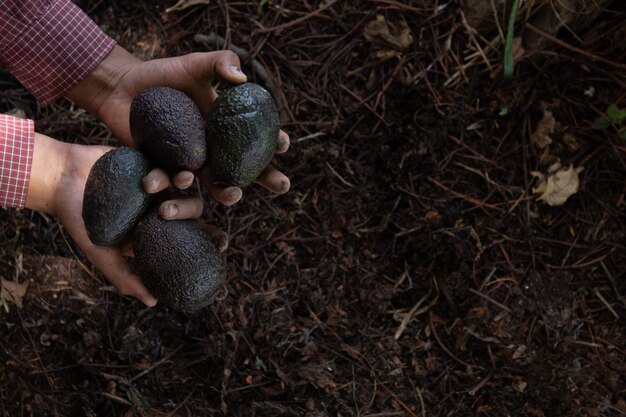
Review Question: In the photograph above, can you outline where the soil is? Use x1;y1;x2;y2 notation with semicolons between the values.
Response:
1;1;625;416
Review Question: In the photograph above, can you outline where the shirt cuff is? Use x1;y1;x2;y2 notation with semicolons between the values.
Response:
0;0;116;105
0;115;35;209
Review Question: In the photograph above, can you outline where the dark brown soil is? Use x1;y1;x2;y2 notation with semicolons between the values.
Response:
1;1;625;416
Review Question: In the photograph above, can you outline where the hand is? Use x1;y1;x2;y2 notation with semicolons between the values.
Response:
24;133;221;307
67;46;290;206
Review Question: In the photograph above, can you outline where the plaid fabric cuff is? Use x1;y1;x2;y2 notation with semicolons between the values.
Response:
0;115;34;208
0;0;116;105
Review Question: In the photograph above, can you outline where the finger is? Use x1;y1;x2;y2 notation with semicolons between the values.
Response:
185;51;245;115
173;171;195;190
255;166;291;194
143;168;171;194
200;167;243;206
277;130;290;154
206;50;247;84
195;223;229;253
84;245;157;307
121;240;133;257
209;184;243;206
158;198;204;220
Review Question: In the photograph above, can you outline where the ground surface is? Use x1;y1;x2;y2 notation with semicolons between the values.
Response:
1;1;625;416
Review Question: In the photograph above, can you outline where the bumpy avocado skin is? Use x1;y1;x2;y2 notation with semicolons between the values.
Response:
83;147;154;246
130;87;207;172
133;212;226;312
206;83;279;187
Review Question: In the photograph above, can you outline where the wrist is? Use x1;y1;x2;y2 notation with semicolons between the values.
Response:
66;46;142;121
25;133;71;215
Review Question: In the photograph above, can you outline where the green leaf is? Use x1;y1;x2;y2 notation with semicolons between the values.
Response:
499;107;510;116
591;117;610;130
257;0;268;15
503;0;520;81
606;104;623;123
126;390;150;408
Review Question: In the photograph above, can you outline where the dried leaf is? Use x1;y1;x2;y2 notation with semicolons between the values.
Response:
530;110;555;150
364;15;413;52
512;377;527;393
531;164;584;206
297;363;337;390
511;37;525;63
1;278;29;311
166;0;210;13
562;133;581;151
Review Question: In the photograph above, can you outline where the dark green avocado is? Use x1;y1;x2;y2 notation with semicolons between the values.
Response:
133;212;226;312
130;86;206;172
82;147;154;246
206;82;279;187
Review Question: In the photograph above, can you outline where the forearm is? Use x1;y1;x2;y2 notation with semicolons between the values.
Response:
66;46;142;129
24;133;70;214
0;115;34;208
0;0;116;105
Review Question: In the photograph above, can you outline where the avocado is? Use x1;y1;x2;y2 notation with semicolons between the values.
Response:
130;86;206;172
133;212;226;312
83;147;154;246
206;83;279;187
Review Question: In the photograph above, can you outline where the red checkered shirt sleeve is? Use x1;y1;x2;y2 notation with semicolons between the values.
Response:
0;115;34;208
0;0;116;105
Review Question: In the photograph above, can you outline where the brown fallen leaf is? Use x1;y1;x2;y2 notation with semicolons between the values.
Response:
511;37;525;63
364;15;413;52
1;278;29;311
512;377;528;393
530;110;555;150
166;0;210;13
531;164;584;206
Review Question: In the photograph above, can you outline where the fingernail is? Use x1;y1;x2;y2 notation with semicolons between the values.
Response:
229;65;247;78
144;296;157;307
151;179;160;192
168;203;179;218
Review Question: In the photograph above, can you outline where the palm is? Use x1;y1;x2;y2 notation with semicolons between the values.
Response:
94;49;291;205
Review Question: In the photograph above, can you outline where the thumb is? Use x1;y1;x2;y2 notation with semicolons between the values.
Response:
183;50;248;84
138;50;247;115
84;245;157;307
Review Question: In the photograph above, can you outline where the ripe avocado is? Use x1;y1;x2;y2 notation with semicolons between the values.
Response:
82;147;154;246
206;83;279;187
130;87;206;172
133;212;226;312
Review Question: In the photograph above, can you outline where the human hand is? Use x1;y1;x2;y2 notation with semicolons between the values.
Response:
24;134;220;306
67;46;290;206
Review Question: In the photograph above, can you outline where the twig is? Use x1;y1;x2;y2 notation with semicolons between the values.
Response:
132;344;185;381
526;23;626;71
600;260;626;308
256;1;337;33
394;293;429;340
101;392;134;407
428;177;502;210
594;288;620;319
166;385;198;417
326;162;355;187
429;311;481;370
469;288;512;313
16;309;56;393
338;84;390;127
415;385;427;417
296;132;326;143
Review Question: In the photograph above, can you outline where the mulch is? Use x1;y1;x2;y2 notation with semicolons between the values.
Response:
1;1;625;416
